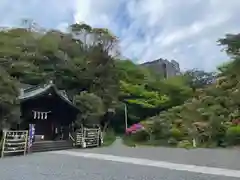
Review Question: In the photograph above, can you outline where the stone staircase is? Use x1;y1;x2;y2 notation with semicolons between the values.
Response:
31;140;73;153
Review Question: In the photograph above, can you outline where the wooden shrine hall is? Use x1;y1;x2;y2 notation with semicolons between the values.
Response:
18;81;80;142
0;81;104;155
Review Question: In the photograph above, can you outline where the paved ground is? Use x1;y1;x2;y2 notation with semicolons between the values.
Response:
76;138;240;170
0;138;240;180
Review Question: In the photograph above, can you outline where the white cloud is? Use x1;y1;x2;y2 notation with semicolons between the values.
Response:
158;12;231;48
73;0;240;71
1;0;240;71
0;0;75;28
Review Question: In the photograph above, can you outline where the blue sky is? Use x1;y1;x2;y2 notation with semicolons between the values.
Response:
1;0;240;71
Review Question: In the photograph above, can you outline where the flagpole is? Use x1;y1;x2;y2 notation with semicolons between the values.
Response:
124;104;128;130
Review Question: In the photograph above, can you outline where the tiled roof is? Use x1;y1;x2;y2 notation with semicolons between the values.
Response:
18;83;79;110
19;84;53;100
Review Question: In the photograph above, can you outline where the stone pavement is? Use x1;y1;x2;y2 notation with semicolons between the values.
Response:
0;138;239;180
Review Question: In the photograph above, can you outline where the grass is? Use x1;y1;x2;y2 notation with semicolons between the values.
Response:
122;135;137;147
122;135;196;149
122;133;231;149
121;135;166;147
102;130;116;147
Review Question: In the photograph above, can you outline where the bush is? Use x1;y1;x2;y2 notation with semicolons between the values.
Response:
74;91;105;126
225;126;240;145
177;140;193;149
169;128;184;140
103;129;116;146
122;135;137;147
130;130;149;142
168;138;178;146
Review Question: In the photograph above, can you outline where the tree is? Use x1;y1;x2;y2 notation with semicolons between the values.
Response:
184;69;216;91
74;91;105;127
218;34;240;78
218;34;240;57
0;21;122;132
6;20;240;147
68;23;120;108
0;68;20;129
126;33;240;147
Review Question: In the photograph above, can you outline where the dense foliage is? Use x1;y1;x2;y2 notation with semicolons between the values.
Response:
0;21;190;131
0;21;120;130
1;20;240;148
0;68;20;129
128;34;240;148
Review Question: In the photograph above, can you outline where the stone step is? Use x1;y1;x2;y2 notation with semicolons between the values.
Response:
31;140;73;153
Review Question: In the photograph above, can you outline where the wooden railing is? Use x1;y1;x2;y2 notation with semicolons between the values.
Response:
75;127;102;148
68;132;75;146
1;130;28;158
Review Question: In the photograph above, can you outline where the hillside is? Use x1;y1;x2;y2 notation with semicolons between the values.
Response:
127;34;240;148
0;21;240;147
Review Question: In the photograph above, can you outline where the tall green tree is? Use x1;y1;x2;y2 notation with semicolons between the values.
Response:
74;91;105;127
0;69;20;129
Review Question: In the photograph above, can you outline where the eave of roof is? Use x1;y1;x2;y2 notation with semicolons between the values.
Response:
18;83;79;111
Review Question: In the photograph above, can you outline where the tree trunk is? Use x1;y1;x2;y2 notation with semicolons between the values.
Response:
102;120;110;135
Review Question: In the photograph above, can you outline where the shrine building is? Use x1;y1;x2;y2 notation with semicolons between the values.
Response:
18;81;80;141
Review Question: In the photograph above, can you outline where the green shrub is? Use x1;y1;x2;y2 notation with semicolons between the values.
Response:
103;129;116;146
122;135;137;147
177;140;193;149
225;126;240;145
169;128;184;140
131;130;150;142
141;139;168;146
168;138;178;146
